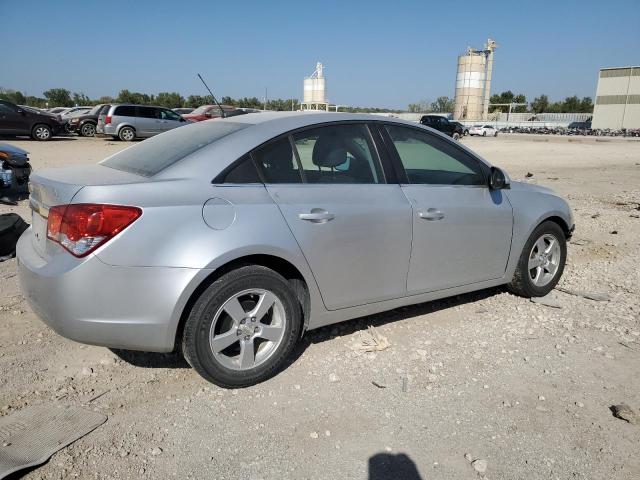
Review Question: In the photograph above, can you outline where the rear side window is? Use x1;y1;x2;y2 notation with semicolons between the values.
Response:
292;124;383;184
113;105;136;117
386;125;485;186
253;137;302;183
98;105;111;115
223;155;260;183
138;106;158;119
102;121;248;177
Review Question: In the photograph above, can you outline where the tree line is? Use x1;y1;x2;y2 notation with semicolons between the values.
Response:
1;86;594;114
408;92;593;114
0;87;402;113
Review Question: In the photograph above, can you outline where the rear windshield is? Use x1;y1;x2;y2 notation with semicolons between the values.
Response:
101;121;248;177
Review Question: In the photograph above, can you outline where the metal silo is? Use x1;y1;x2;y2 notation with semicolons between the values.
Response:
454;39;497;120
301;62;328;111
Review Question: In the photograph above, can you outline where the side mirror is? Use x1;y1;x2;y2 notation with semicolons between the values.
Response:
489;166;510;190
205;111;213;117
17;108;24;114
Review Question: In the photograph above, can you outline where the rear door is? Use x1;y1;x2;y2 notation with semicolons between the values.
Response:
383;124;513;294
257;123;413;310
136;106;160;136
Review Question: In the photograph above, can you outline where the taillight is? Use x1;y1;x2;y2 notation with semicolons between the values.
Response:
47;204;142;257
105;116;112;124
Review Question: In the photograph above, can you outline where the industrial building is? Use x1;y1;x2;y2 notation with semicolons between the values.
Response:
453;39;497;121
592;66;640;129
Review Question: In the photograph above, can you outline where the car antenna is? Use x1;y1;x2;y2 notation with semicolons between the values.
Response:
197;73;226;118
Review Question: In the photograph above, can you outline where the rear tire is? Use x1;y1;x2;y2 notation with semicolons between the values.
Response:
482;131;487;137
118;126;135;142
182;265;302;388
31;124;52;141
507;221;566;297
494;131;498;137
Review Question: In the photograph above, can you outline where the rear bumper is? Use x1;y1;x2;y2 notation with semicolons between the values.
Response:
17;228;202;352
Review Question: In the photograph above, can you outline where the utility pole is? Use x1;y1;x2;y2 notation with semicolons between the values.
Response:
264;87;268;111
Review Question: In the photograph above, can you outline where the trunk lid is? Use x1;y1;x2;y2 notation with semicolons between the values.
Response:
29;165;147;258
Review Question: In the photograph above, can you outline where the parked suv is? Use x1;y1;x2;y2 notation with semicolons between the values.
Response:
0;100;66;140
419;115;464;140
66;104;111;137
97;104;189;141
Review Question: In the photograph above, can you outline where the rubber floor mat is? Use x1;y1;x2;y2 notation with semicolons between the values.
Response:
0;405;107;479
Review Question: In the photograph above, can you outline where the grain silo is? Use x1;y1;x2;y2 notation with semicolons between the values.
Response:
453;39;497;120
301;62;328;111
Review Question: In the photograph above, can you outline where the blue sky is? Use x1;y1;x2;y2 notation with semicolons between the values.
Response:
1;0;638;109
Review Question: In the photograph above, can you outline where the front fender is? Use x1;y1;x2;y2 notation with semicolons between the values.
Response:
504;184;574;280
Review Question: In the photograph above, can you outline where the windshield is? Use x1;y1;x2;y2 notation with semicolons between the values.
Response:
101;121;248;177
191;105;214;115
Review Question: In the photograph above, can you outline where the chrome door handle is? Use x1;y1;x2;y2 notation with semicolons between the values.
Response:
298;209;335;223
418;208;444;221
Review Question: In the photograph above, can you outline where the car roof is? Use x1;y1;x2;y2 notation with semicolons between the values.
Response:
161;112;494;179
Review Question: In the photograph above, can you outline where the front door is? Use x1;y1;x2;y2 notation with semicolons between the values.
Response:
136;106;161;136
255;123;413;310
0;102;25;134
384;124;513;294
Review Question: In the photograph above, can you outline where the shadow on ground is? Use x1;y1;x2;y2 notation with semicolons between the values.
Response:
112;286;503;372
369;452;423;480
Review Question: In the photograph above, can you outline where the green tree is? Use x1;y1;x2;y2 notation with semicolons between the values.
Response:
579;97;593;113
43;88;73;107
531;95;549;113
0;88;26;105
185;95;209;108
155;92;185;108
430;96;454;113
72;92;92;106
407;99;432;113
562;96;581;112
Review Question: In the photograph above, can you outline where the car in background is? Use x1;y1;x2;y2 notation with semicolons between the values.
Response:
0;100;66;140
66;104;111;137
48;107;70;115
61;106;93;119
182;104;240;122
96;104;189;141
568;121;592;130
18;112;573;387
173;107;195;115
450;121;469;136
419;115;465;140
469;125;498;137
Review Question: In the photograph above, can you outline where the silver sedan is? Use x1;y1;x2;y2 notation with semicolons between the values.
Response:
17;113;574;387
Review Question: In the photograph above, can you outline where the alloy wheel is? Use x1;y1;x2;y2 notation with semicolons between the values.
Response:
528;233;561;287
35;126;51;140
209;289;286;371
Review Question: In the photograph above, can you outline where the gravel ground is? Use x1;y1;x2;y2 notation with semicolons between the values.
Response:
1;134;639;480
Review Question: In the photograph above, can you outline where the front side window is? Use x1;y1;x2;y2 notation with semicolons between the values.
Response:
386;125;485;186
292;124;383;184
160;109;182;121
252;137;301;183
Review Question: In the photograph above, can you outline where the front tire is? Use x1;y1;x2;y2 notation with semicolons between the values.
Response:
31;124;52;141
452;132;460;141
118;126;135;141
182;265;302;388
80;123;96;137
507;221;566;297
